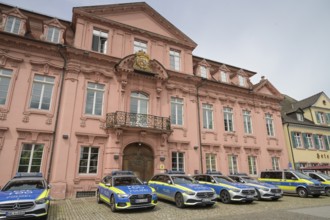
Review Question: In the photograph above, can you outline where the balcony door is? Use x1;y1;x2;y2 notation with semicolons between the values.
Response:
122;143;154;181
130;92;148;127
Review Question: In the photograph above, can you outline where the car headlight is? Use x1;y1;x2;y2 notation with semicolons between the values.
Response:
184;190;195;195
259;187;270;192
35;197;48;204
231;189;240;193
117;194;129;198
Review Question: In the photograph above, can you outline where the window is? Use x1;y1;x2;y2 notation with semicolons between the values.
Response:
92;29;108;54
296;113;304;121
206;153;216;172
265;113;275;136
46;26;60;43
292;132;302;148
29;75;55;110
172;152;184;171
5;16;21;34
248;156;257;175
169;49;180;71
85;82;104;116
130;92;149;126
271;157;280;170
134;39;147;53
224;107;234;132
243;110;252;134
202;104;213;129
238;75;246;86
18;144;44;173
317;135;325;150
228;155;238;174
315;111;326;124
79;146;99;174
200;66;207;78
303;133;313;149
0;68;13;105
171;97;183;125
220;71;227;82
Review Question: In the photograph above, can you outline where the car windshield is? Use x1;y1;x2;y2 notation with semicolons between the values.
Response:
292;171;311;179
113;177;142;186
316;173;330;180
241;177;259;183
213;176;234;183
171;176;194;184
2;180;45;191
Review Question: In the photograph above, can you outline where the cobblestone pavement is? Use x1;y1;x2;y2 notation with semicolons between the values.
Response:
48;195;330;220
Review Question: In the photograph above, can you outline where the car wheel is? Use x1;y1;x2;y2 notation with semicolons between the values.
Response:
96;190;102;204
325;187;330;196
175;193;185;208
297;188;308;198
312;194;321;198
110;195;117;212
220;190;231;204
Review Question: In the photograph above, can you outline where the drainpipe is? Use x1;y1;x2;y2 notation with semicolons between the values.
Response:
196;79;206;174
286;124;296;170
46;44;67;183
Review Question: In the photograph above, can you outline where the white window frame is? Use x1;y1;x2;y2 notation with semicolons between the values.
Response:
202;104;213;129
79;146;99;174
0;68;13;105
18;144;44;173
85;82;105;116
228;155;238;174
92;29;108;54
317;112;325;124
46;26;60;43
220;71;227;82
318;135;325;150
248;156;257;176
238;75;246;86
266;113;275;136
306;134;313;149
172;152;184;172
171;97;184;126
29;75;55;110
170;49;181;71
200;66;207;78
5;16;21;34
206;153;217;172
134;39;147;53
294;132;302;148
243;110;253;134
296;113;304;121
224;107;234;132
271;157;280;170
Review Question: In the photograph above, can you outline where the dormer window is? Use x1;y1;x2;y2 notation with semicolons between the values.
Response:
46;26;60;43
297;113;304;121
200;66;207;78
41;19;66;44
4;16;21;34
221;71;228;82
238;75;246;87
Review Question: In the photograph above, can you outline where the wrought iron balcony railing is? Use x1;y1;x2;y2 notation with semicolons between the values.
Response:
106;111;171;131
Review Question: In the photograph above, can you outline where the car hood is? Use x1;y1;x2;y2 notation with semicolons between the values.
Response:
0;189;44;202
222;182;253;189
115;185;153;195
177;184;213;192
246;182;278;189
307;178;322;185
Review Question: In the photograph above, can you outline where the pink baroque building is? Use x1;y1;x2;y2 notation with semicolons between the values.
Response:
0;2;289;199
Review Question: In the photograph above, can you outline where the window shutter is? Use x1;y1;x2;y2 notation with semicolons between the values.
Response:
313;134;320;149
302;133;308;149
291;132;297;148
315;112;321;123
326;113;330;124
324;136;330;150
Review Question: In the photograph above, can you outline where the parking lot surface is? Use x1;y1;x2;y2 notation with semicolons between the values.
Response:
48;195;330;220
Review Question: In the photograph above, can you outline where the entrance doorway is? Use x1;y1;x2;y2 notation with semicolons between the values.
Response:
122;143;154;181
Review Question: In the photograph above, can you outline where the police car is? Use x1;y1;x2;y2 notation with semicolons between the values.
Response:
97;171;157;212
148;171;217;208
229;173;282;201
304;172;330;196
259;170;325;198
0;173;50;219
193;171;257;204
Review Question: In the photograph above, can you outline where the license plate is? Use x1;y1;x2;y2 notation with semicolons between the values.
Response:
247;195;254;198
202;198;211;202
275;193;281;196
135;198;148;203
6;211;25;217
321;191;325;194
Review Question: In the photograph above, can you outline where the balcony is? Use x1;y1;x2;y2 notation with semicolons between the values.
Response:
106;111;171;132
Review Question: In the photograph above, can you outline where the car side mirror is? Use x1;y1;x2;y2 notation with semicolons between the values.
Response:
167;180;172;184
105;183;111;187
48;184;52;189
291;177;297;180
211;179;215;183
143;181;148;185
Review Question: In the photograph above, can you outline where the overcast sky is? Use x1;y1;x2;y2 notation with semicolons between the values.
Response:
1;0;329;101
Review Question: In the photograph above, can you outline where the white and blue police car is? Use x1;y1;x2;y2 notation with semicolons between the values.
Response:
97;171;157;212
148;171;217;208
193;171;257;204
229;173;283;201
0;173;50;219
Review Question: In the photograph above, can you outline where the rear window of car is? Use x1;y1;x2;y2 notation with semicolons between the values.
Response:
3;180;45;191
260;172;282;179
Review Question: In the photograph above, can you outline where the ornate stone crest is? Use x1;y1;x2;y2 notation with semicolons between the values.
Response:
133;50;152;72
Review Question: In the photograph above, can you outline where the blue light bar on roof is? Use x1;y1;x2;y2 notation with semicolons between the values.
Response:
111;171;134;176
206;170;222;175
165;170;185;174
14;172;43;178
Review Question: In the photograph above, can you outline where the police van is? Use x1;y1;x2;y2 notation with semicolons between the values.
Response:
304;172;330;196
148;170;217;208
259;170;325;198
0;173;50;219
97;171;157;212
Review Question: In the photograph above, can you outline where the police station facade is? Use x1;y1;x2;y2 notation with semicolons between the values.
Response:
0;2;289;199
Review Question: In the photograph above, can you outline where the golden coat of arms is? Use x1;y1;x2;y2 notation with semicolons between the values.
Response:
133;50;152;72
